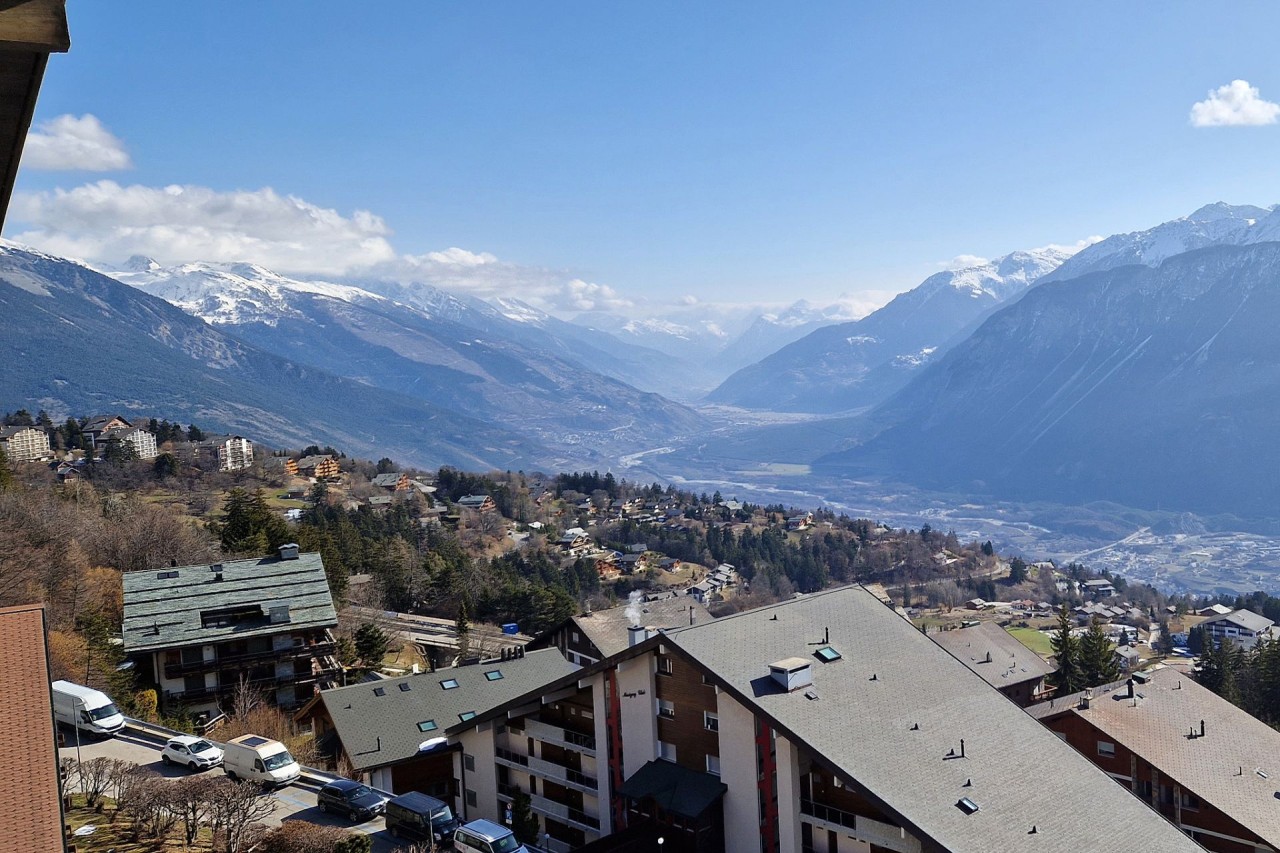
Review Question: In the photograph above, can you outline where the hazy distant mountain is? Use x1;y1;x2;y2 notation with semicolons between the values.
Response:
816;242;1280;518
0;246;535;469
112;261;706;461
707;248;1071;413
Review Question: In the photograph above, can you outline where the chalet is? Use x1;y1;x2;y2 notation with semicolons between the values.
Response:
687;580;715;604
930;622;1055;707
1081;578;1117;598
626;543;648;554
557;527;593;556
366;495;394;511
593;554;622;582
372;472;411;491
657;557;682;572
49;459;81;480
1029;668;1280;853
617;553;646;574
0;425;51;462
1195;603;1233;617
122;545;340;716
82;414;132;447
1113;644;1142;672
785;512;813;531
457;494;496;513
295;454;340;479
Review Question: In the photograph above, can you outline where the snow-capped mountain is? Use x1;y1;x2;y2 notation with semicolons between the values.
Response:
1044;202;1275;282
707;247;1071;413
107;260;706;463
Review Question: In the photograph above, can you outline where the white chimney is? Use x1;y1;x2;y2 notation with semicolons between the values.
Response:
629;625;656;647
278;543;300;560
769;657;813;692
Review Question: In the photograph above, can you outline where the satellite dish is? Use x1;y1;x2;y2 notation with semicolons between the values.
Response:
418;737;447;753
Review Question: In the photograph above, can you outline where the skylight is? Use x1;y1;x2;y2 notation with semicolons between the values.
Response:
484;670;503;681
373;687;386;697
459;711;476;721
399;683;412;692
440;679;459;690
417;720;437;732
815;646;842;663
956;797;980;815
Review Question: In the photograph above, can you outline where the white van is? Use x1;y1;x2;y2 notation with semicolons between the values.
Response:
51;680;124;737
222;734;300;787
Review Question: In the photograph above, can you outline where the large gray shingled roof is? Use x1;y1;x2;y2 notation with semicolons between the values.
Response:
315;648;578;772
572;596;712;658
660;586;1201;853
930;621;1055;689
122;552;337;653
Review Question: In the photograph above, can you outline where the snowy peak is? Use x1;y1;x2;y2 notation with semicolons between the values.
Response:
919;246;1071;303
109;260;383;326
1049;202;1279;281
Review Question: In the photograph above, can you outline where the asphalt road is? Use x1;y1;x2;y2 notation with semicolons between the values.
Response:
58;725;408;852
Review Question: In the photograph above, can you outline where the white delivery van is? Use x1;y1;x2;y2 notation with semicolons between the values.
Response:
222;734;300;787
51;680;124;737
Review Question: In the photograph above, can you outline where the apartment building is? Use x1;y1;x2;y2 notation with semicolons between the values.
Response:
316;586;1202;853
0;424;51;462
1200;609;1277;650
202;434;254;471
122;545;339;716
1030;667;1280;853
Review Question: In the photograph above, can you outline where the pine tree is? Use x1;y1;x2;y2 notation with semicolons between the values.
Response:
510;788;540;845
1079;617;1120;687
1051;605;1084;694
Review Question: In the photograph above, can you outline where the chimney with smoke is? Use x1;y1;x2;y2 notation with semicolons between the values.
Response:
625;590;644;627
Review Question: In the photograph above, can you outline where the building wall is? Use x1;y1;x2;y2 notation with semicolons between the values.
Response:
718;691;761;853
616;654;656;780
459;724;500;824
0;427;51;462
1044;711;1272;853
655;649;719;775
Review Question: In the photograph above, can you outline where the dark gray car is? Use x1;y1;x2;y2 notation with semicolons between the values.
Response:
317;778;389;822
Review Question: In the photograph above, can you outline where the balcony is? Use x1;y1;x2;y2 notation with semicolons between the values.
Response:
800;799;921;853
521;718;596;756
162;640;336;679
494;747;598;795
497;784;600;834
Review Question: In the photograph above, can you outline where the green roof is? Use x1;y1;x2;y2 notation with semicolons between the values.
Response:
122;553;337;653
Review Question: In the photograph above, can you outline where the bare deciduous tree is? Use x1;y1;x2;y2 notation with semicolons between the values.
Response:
172;773;219;846
207;778;274;853
73;755;115;809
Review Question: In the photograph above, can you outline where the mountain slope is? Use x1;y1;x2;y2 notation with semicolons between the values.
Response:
816;242;1280;517
0;246;537;469
707;248;1069;413
112;262;706;460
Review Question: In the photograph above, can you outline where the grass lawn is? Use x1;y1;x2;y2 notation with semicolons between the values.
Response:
1007;626;1054;657
65;796;203;852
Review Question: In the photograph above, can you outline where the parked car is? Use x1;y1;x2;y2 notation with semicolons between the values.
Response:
384;791;460;845
161;735;223;771
317;778;389;822
453;818;528;853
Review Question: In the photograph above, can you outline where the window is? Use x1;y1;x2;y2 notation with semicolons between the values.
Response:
1180;791;1201;812
398;682;412;692
657;657;673;676
658;699;675;719
1097;741;1116;757
704;712;719;732
373;687;386;697
465;789;477;808
658;741;676;762
572;631;581;642
706;754;721;776
814;645;842;663
417;720;437;732
485;670;504;681
464;754;476;772
440;678;460;690
459;711;477;722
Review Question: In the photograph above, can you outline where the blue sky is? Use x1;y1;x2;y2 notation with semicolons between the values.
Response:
10;1;1280;315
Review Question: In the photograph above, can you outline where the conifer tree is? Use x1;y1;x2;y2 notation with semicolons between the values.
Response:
1079;617;1120;687
1051;605;1084;694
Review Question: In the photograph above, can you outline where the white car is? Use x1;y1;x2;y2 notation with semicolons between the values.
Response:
161;735;224;771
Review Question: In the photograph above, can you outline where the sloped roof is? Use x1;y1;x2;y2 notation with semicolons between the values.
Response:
122;552;337;652
312;649;577;771
931;622;1055;689
1032;667;1280;847
1202;608;1273;633
618;759;726;819
571;597;712;658
0;603;64;852
659;586;1200;853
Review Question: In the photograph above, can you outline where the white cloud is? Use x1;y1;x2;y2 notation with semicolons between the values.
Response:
1190;79;1280;127
10;180;397;275
22;114;132;171
1034;236;1104;256
941;254;989;270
